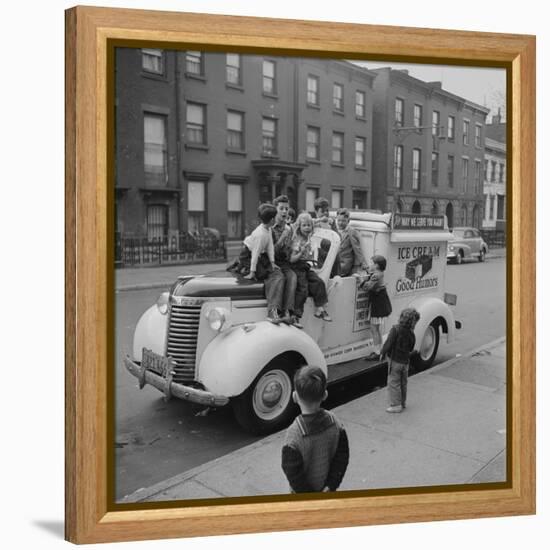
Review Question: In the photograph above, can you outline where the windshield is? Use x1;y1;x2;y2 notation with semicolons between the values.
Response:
452;229;465;238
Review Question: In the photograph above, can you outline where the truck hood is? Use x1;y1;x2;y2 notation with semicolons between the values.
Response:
172;271;265;300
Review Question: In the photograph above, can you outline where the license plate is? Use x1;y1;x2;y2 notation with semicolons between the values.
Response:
142;348;170;377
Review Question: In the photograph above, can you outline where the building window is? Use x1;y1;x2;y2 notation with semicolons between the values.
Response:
333;83;344;111
491;160;497;182
226;53;241;85
143;113;167;186
186;103;206;145
227;183;243;238
262;118;277;156
186;50;203;75
307;75;320;106
306;187;319;213
412;149;421;190
462;158;469;193
393;145;403;188
431;152;439;187
332;132;344;164
432;110;440;136
414;104;423;129
474;160;482;195
499;163;505;183
484;159;489;181
461;205;468;225
463;119;470;145
356;90;366;118
395;98;404;127
497;195;505;220
331;189;343;209
147;205;168;242
142;48;164;74
227;110;244;150
306;127;320;161
489;195;496;220
355;137;366;168
188;181;206;234
447;155;454;188
475;124;482;147
448;115;455;140
412;200;421;214
352;190;368;209
263;60;276;94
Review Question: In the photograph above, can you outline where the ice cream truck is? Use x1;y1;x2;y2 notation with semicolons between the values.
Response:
124;211;460;434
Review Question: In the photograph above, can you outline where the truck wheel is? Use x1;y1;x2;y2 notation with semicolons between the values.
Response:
411;322;440;372
232;361;298;435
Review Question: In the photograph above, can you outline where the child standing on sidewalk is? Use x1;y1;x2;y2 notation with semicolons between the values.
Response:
281;366;349;493
380;307;420;413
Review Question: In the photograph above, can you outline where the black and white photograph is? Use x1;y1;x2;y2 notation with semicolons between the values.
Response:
5;0;547;548
114;48;507;503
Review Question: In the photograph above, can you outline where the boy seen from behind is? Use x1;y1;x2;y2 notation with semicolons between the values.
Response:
281;366;349;493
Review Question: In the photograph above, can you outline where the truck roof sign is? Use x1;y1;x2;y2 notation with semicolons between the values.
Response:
392;213;446;231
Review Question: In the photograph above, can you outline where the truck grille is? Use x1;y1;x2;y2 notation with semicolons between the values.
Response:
166;303;201;383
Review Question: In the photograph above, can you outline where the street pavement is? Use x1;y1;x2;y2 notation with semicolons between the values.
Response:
115;248;506;292
122;337;507;503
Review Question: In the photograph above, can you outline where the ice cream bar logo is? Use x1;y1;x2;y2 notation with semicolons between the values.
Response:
405;255;433;281
395;246;439;294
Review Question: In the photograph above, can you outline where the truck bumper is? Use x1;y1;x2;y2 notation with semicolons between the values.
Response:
123;356;230;407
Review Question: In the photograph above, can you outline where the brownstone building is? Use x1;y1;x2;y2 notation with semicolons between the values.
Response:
370;68;490;228
115;49;376;251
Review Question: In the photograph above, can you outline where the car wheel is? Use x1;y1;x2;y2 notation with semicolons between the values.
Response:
232;361;298;435
455;251;463;265
478;249;486;262
411;322;440;372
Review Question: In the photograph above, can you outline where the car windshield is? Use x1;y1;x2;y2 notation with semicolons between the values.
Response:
452;229;465;238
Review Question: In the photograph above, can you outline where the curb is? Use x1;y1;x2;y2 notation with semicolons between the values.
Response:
120;336;506;504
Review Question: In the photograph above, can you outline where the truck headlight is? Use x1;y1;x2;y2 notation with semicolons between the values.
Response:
206;307;232;332
448;245;455;251
156;292;169;315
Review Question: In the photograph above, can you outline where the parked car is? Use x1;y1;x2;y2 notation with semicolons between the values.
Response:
446;227;488;264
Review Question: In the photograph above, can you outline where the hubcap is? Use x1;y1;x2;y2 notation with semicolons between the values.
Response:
420;326;437;361
252;369;292;421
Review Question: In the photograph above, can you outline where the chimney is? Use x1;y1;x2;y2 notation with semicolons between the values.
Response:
428;81;442;89
492;107;502;125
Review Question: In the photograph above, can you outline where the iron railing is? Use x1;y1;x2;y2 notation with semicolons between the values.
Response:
480;229;506;248
115;231;226;267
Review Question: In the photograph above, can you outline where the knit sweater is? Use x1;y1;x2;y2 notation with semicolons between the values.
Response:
281;409;349;493
380;324;416;364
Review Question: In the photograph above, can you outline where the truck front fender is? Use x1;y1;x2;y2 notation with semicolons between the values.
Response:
408;296;457;346
197;321;327;397
132;304;168;361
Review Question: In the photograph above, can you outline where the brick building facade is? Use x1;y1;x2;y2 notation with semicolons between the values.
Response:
370;68;490;228
115;49;376;248
483;112;507;231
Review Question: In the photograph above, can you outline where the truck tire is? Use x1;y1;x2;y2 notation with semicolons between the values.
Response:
411;321;440;372
232;360;299;435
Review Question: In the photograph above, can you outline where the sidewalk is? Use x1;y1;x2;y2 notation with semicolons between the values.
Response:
122;337;506;503
115;248;507;292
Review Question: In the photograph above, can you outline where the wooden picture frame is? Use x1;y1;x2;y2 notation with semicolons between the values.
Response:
65;5;535;544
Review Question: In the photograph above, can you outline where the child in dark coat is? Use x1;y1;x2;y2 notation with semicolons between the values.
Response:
281;366;349;493
380;307;420;413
